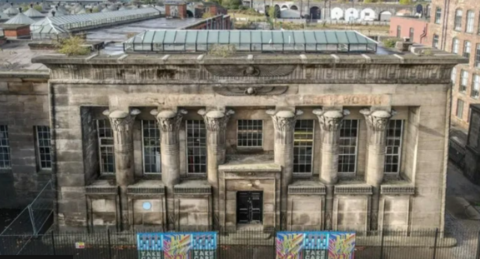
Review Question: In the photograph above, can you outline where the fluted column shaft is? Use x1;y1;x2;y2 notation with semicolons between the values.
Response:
105;109;139;230
361;108;394;231
153;109;186;230
267;109;301;229
313;109;347;230
199;109;234;228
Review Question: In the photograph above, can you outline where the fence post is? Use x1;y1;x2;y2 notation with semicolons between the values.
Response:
475;230;480;259
51;231;56;255
432;228;438;259
27;205;38;237
107;228;112;259
379;230;385;259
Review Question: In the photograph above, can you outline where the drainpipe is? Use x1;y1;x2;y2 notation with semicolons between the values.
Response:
441;0;449;50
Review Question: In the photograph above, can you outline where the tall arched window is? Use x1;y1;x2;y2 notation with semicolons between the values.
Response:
466;10;475;33
452;38;459;54
454;9;463;31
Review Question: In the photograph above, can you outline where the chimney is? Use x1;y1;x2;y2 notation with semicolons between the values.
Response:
52;10;55;16
19;7;22;13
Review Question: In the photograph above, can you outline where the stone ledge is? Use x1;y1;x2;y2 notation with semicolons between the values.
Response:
85;186;117;195
174;180;211;194
127;180;164;195
381;185;415;195
334;184;373;195
288;180;326;195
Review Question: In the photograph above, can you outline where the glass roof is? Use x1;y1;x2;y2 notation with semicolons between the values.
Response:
30;7;160;32
124;30;378;53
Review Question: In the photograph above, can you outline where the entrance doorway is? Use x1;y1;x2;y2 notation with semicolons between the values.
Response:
237;191;263;224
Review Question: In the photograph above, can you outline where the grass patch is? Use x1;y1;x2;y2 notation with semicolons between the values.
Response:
57;36;91;56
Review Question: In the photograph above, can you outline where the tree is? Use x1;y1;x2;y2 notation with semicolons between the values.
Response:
268;6;277;29
399;0;412;4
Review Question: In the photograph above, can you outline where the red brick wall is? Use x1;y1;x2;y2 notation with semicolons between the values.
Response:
165;4;187;19
427;0;480;129
4;27;30;38
389;16;428;44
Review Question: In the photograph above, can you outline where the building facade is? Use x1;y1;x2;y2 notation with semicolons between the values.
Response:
426;0;480;130
25;32;464;233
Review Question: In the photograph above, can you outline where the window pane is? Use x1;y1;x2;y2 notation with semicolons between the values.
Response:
435;7;441;24
294;120;314;175
467;10;475;33
454;9;462;31
460;70;469;92
456;99;465;118
142;120;161;174
97;119;115;174
384;120;403;174
36;126;52;169
338;120;358;173
0;125;10;168
186;120;206;174
237;120;263;147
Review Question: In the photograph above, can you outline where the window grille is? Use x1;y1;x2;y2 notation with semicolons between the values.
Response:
142;120;161;174
237;120;263;147
384;120;403;174
0;125;10;169
454;9;463;31
464;41;471;59
432;34;439;49
452;38;459;54
434;7;441;24
186;120;206;174
97;120;115;174
456;99;465;118
475;44;480;68
467;10;475;33
460;70;469;93
338;120;358;174
472;75;480;99
293;120;314;175
35;126;51;169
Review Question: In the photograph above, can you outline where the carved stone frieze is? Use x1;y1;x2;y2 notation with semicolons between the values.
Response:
361;108;395;132
198;109;235;132
212;86;289;96
313;109;349;132
204;65;296;77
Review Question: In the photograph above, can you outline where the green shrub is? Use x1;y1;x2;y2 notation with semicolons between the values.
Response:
57;36;91;56
382;38;401;48
208;44;236;57
399;0;412;4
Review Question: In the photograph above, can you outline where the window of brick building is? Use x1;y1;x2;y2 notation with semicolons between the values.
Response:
432;34;439;49
385;120;403;174
475;44;480;68
142;120;161;174
35;126;51;170
451;67;457;84
237;120;263;147
452;38;459;54
467;10;475;33
456;99;465;118
0;125;10;169
435;7;441;24
293;120;314;175
460;70;469;93
454;9;463;31
409;28;414;42
186;120;206;174
464;41;471;59
396;25;401;38
472;75;480;99
338;120;359;174
97;119;115;174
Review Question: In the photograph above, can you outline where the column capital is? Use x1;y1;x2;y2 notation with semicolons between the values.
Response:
360;108;396;132
313;109;349;132
103;109;140;132
151;109;188;133
198;109;235;132
266;109;303;133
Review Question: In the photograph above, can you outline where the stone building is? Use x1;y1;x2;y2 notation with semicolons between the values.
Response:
426;0;480;130
26;30;466;233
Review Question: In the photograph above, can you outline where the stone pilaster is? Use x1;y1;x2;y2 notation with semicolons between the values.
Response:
267;109;302;229
152;109;187;229
360;108;395;231
313;108;348;230
103;108;140;230
198;109;234;228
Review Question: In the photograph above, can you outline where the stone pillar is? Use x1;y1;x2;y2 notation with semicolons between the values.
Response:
313;108;348;230
267;109;302;229
103;108;140;230
151;109;187;229
360;108;395;231
198;109;234;228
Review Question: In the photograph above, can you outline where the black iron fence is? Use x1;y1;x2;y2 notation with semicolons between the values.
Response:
1;229;480;259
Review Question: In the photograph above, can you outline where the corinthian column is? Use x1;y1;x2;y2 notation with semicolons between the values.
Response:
103;108;140;230
313;108;348;230
152;109;187;230
360;108;395;231
198;109;234;227
267;109;302;229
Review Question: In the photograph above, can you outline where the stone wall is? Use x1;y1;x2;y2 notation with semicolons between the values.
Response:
0;77;50;208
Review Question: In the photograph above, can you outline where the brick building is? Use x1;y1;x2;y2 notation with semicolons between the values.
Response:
389;16;428;44
427;0;480;130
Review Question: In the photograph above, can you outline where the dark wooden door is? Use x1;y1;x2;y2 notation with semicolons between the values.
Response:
236;191;263;224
